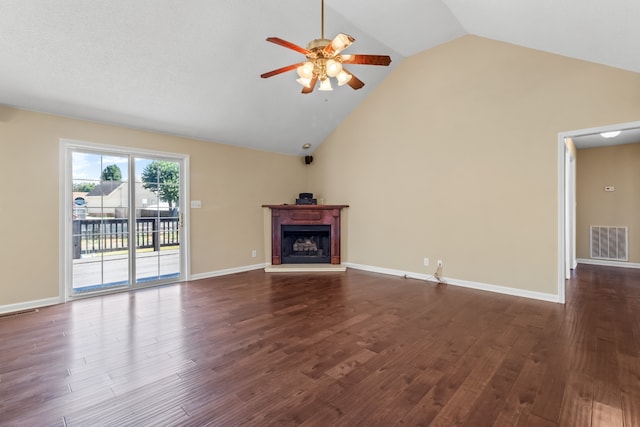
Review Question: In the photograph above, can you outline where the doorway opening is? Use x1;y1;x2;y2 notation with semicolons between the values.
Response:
557;120;640;304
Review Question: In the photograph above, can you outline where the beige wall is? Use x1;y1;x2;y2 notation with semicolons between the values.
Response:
4;35;640;307
576;143;640;263
0;107;306;306
308;35;640;295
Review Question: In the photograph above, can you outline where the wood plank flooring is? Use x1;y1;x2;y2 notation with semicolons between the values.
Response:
0;265;639;426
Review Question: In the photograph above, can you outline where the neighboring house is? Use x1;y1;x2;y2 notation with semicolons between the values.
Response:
84;181;164;218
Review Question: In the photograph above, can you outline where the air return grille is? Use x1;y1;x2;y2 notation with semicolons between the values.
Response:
590;226;628;261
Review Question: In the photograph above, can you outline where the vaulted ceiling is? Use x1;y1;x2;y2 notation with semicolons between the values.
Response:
1;0;638;155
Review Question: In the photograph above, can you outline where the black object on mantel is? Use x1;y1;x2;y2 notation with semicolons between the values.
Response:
296;193;317;205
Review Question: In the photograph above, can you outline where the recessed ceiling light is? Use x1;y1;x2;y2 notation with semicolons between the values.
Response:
302;143;312;149
600;131;621;138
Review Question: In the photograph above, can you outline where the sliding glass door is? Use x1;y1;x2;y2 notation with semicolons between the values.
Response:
134;158;181;284
66;144;185;297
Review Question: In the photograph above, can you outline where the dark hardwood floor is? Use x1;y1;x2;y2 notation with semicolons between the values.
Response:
1;265;639;426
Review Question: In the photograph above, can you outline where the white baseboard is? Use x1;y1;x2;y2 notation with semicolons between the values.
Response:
1;261;563;314
1;264;264;314
0;297;62;315
344;262;560;303
577;258;640;269
190;263;266;281
343;262;436;282
442;277;560;303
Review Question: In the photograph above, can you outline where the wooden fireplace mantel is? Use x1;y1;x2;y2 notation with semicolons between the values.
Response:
262;204;348;265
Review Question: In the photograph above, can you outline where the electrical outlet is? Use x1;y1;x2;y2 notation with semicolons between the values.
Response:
437;260;443;268
423;257;429;266
251;250;257;258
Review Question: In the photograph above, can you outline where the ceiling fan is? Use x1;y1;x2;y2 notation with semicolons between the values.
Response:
260;0;392;94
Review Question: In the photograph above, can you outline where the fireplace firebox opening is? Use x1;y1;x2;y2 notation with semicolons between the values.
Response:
281;225;331;264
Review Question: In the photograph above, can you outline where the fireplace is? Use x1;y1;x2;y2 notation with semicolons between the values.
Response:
281;225;331;264
262;204;348;265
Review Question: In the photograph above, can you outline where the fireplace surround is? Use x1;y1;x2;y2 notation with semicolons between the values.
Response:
262;204;348;265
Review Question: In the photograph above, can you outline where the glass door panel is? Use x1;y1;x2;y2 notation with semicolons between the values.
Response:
134;158;181;284
71;152;130;294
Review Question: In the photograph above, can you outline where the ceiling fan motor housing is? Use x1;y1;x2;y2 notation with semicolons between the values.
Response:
306;38;332;51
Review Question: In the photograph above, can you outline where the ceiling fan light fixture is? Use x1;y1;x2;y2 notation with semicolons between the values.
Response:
296;77;312;88
297;62;314;79
336;70;352;86
318;78;333;91
600;130;621;138
325;59;342;77
331;33;354;53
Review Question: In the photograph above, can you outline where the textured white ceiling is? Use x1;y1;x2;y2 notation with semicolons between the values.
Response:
443;0;640;73
0;0;639;155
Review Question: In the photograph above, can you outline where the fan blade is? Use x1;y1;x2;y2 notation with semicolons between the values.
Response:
302;76;318;94
261;63;303;79
341;54;392;66
266;37;310;55
344;70;365;90
323;33;355;56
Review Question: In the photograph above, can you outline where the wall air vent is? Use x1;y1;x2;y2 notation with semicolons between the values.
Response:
590;226;628;261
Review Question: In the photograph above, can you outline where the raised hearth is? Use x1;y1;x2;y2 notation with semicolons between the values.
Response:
262;204;348;265
264;263;347;273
